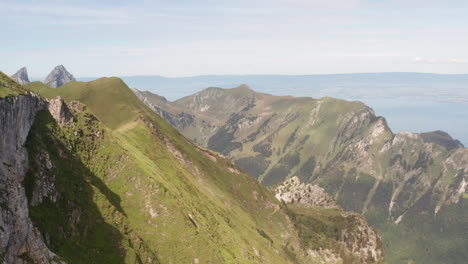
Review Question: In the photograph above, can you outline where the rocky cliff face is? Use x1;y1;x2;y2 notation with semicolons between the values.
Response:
44;65;75;88
11;68;30;85
0;93;64;263
132;89;194;129
137;86;467;263
48;97;74;127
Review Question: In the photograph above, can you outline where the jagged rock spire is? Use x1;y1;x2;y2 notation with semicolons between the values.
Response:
44;65;76;88
11;67;30;85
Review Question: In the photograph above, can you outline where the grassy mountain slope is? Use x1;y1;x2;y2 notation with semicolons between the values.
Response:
20;78;384;263
136;85;468;264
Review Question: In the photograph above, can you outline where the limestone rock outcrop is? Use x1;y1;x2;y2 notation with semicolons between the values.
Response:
274;176;385;263
48;97;74;127
275;176;339;208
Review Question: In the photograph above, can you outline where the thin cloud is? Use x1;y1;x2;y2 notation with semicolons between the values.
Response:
449;58;468;64
255;0;364;8
0;3;130;21
413;57;468;64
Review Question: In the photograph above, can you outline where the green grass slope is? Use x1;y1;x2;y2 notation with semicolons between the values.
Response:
23;78;382;263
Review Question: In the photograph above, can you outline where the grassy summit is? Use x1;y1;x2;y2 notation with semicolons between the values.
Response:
27;78;143;129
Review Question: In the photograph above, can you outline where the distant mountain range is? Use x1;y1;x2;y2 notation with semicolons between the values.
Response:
135;86;468;264
75;72;468;102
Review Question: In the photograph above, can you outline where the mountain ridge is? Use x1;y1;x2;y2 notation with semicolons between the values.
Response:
136;85;467;264
119;73;468;147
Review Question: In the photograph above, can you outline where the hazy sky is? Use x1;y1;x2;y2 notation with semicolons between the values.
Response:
1;0;468;77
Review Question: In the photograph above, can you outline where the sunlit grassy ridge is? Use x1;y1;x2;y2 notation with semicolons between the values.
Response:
27;78;143;129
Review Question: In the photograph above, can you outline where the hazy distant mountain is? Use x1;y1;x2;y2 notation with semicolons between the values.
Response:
110;72;468;103
11;67;30;85
136;86;468;264
44;65;76;88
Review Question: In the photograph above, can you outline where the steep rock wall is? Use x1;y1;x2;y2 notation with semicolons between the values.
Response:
0;94;63;264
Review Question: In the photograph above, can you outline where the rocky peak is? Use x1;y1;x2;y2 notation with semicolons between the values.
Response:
11;67;30;85
44;65;76;88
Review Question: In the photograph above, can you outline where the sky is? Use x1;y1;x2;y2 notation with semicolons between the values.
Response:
1;0;468;77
